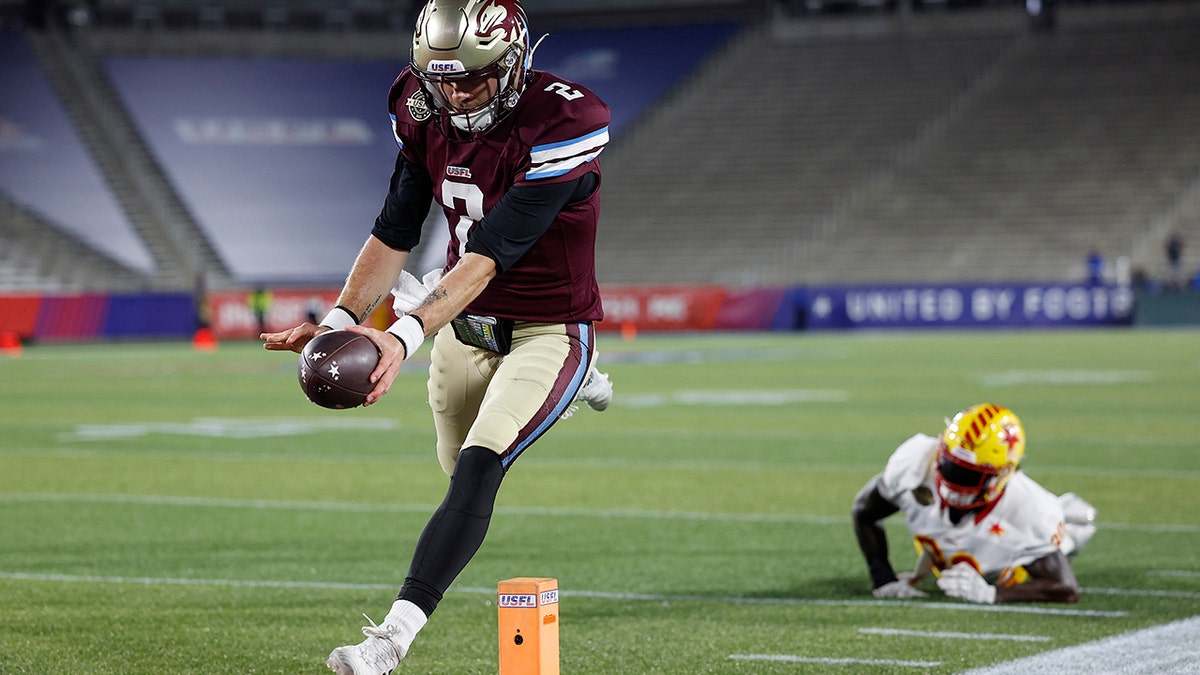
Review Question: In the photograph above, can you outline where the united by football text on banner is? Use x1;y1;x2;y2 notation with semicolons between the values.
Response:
803;283;1135;329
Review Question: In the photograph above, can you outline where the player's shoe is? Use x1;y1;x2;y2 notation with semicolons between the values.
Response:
559;361;613;420
326;635;403;675
326;600;426;675
325;637;402;674
325;626;405;675
576;365;612;411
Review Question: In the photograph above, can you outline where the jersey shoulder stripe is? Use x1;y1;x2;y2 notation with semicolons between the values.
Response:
389;113;402;149
526;126;609;180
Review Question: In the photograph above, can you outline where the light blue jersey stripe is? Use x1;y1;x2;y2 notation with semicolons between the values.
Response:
502;324;591;468
526;126;609;179
526;150;603;180
531;126;609;154
389;113;402;149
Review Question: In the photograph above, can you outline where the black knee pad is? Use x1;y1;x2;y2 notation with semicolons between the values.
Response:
444;446;504;517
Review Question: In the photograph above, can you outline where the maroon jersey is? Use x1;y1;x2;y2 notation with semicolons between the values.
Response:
388;68;609;323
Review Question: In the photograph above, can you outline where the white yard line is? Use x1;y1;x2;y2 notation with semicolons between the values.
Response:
3;493;1198;534
0;572;1128;617
958;615;1200;675
1148;570;1200;578
858;627;1052;642
730;654;942;667
0;492;844;523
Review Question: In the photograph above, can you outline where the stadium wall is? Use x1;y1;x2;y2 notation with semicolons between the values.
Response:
0;281;1152;345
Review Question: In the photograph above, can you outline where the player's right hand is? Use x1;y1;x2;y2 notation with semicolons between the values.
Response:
261;323;328;354
345;324;406;407
872;575;928;599
937;562;997;604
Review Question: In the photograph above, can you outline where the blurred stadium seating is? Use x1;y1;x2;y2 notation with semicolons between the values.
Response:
1;0;1198;292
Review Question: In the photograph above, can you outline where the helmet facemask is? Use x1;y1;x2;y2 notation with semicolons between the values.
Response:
414;45;525;134
935;449;1009;510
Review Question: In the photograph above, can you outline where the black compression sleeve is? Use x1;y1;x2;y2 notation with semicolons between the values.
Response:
851;474;902;588
465;172;599;273
371;152;434;251
397;446;504;617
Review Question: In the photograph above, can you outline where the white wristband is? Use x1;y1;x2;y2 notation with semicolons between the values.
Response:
387;314;425;357
319;306;357;330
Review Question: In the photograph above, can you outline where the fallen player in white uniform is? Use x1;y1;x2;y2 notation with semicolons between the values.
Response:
852;403;1096;603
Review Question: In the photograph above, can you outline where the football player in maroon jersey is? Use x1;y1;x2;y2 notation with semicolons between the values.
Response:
262;1;611;672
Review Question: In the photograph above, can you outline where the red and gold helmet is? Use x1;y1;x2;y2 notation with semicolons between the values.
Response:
410;0;532;134
936;403;1026;510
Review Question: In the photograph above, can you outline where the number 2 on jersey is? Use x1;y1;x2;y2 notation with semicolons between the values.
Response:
441;179;484;258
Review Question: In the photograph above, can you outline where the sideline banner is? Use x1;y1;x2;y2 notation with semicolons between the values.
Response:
210;285;787;338
803;283;1136;329
595;286;791;332
597;285;727;332
208;289;341;340
206;288;397;340
0;282;1139;344
0;292;195;342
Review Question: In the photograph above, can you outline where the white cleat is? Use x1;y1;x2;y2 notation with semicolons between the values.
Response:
560;361;613;420
326;632;404;675
327;600;426;674
577;366;612;411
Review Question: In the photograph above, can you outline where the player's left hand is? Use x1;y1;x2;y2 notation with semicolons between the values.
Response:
346;325;406;406
261;322;327;353
937;562;997;604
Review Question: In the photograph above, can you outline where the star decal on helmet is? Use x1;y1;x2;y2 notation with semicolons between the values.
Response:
1002;424;1022;453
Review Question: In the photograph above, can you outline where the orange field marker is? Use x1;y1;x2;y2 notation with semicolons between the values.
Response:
498;577;559;675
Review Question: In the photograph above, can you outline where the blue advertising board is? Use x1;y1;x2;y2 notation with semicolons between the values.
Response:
804;283;1136;329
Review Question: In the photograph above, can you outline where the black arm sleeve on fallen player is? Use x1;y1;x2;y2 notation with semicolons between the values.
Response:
852;474;903;588
464;171;599;274
371;153;435;252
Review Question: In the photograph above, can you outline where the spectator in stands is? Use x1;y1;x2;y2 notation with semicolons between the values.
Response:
261;2;613;673
1166;231;1185;290
852;403;1096;604
1026;0;1056;33
1086;250;1104;286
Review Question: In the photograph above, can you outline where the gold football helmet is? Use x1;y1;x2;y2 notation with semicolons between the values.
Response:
936;403;1026;510
410;0;532;134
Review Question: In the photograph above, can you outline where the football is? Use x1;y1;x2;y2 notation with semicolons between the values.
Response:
297;330;380;409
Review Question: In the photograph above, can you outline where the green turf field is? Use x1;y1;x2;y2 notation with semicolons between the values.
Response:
0;329;1197;674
